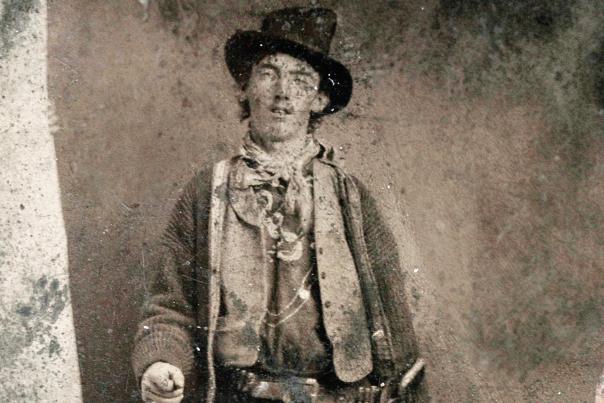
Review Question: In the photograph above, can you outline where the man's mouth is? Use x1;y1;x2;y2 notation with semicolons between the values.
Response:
270;106;292;116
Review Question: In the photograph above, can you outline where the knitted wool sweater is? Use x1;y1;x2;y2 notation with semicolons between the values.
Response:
131;157;428;402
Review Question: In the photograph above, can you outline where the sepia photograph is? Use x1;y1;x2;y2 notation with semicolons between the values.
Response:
1;0;603;402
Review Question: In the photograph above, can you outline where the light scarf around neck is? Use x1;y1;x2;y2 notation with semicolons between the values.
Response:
229;132;321;233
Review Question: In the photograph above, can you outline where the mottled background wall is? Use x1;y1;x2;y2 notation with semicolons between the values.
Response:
47;0;604;401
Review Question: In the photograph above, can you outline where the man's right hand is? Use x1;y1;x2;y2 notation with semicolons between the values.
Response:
140;362;185;403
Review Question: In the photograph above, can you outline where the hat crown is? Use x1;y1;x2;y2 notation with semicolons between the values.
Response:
260;7;337;54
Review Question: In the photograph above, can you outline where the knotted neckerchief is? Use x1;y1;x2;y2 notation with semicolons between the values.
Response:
228;132;321;234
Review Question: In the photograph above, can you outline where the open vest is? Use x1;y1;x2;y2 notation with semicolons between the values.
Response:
206;158;374;390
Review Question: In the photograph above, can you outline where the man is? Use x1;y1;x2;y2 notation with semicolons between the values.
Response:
132;7;427;403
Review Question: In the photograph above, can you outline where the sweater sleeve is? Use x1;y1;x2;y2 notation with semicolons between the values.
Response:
353;177;429;402
131;178;201;384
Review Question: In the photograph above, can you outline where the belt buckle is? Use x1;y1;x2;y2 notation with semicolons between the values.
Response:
240;371;320;403
281;377;319;403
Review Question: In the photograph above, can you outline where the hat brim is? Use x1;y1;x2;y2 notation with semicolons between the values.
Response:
225;30;352;115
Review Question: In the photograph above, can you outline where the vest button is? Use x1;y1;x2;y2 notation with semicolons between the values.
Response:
324;301;331;308
320;272;326;279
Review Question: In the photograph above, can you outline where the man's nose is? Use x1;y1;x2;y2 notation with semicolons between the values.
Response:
274;77;290;100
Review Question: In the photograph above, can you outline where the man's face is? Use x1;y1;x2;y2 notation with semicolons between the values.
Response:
244;53;328;142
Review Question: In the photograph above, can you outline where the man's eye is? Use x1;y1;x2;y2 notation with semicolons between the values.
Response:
294;77;311;86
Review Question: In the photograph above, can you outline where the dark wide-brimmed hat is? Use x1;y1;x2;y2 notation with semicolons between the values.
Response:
225;7;352;115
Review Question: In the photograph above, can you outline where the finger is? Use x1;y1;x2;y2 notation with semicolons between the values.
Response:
144;389;184;403
150;372;174;393
170;368;185;390
142;379;182;399
155;378;174;393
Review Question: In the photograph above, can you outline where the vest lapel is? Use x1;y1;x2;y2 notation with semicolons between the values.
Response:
313;160;373;382
206;159;229;403
216;204;266;366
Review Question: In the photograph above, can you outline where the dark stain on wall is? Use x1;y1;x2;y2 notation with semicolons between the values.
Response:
1;275;68;366
589;36;604;109
0;0;39;58
435;0;575;45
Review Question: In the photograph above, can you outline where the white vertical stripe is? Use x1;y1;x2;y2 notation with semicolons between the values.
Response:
0;0;83;401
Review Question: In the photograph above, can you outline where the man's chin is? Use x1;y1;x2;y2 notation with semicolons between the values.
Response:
253;121;303;141
266;129;295;142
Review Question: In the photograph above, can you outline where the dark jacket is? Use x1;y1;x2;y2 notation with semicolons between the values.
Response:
132;158;428;402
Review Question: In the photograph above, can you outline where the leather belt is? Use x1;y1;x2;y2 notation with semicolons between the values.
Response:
233;369;384;403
